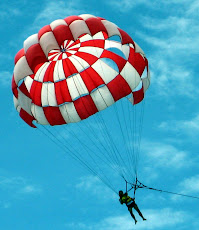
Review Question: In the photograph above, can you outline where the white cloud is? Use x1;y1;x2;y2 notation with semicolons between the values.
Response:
0;176;25;189
18;185;42;195
134;6;199;99
0;201;11;209
0;8;21;19
0;71;12;87
106;0;199;14
141;141;191;169
187;0;199;16
179;175;199;194
148;57;195;98
136;208;190;229
104;1;199;99
0;176;42;195
158;114;199;136
76;175;117;200
170;174;199;201
141;15;198;35
76;175;100;190
32;0;85;31
139;16;199;55
66;208;191;230
107;0;147;12
13;0;100;48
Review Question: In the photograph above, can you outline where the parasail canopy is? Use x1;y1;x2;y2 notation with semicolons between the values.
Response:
12;14;150;193
12;14;150;128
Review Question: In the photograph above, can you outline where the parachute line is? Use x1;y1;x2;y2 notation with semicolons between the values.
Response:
35;37;147;194
34;62;119;193
127;180;199;200
37;125;118;194
96;38;136;180
90;37;132;180
69;54;128;178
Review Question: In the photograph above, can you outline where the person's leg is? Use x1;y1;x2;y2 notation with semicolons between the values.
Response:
128;206;137;224
134;204;146;220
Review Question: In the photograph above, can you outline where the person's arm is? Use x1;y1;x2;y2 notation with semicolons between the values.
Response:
119;198;123;204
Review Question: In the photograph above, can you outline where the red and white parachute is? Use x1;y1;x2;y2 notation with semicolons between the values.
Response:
12;14;150;192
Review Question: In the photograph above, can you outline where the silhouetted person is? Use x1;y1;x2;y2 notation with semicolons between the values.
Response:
119;190;146;224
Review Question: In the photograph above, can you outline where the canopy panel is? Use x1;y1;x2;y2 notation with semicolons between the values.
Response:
12;14;150;128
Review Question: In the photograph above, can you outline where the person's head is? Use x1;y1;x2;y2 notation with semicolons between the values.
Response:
119;190;123;197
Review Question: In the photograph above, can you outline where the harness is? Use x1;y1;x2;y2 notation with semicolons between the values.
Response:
123;176;138;199
120;194;133;204
120;193;135;208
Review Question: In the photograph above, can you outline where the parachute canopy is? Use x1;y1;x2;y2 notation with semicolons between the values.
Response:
12;14;150;128
12;14;150;193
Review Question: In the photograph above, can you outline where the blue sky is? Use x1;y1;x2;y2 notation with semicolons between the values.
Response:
1;0;199;229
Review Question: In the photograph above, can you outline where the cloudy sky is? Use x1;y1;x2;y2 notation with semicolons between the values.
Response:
1;0;199;229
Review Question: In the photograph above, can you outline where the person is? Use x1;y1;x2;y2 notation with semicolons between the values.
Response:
119;190;146;224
